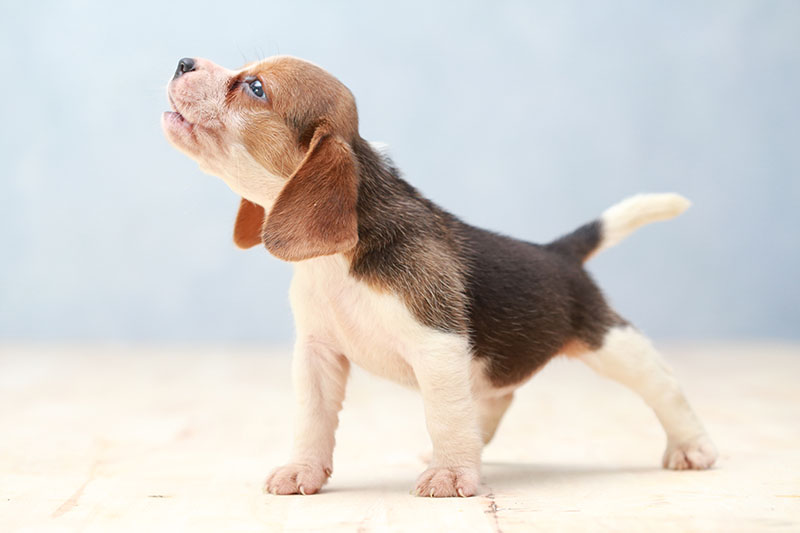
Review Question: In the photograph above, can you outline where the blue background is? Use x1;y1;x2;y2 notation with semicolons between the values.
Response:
1;1;798;342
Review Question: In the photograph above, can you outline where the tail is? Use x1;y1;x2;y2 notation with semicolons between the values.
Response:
546;193;691;263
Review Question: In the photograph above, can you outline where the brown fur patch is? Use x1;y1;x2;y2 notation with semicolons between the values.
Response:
559;339;591;357
233;198;266;249
241;109;302;179
239;57;359;179
262;130;360;261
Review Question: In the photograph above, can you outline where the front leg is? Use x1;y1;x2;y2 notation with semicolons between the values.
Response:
265;339;350;495
410;333;483;497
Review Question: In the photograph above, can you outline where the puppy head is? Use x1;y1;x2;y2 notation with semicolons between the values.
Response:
161;56;360;261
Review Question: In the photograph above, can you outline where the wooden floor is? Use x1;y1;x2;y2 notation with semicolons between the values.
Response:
1;343;798;532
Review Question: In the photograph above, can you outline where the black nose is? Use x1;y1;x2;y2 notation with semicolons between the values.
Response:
173;57;196;79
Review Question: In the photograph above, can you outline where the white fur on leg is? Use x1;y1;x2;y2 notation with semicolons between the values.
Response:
408;333;483;497
662;434;718;470
579;326;718;470
265;339;350;495
478;393;514;445
283;255;485;496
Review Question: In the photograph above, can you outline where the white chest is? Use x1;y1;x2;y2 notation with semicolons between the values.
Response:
288;255;422;387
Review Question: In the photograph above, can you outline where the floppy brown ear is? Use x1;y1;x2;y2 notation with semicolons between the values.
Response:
263;130;359;261
233;198;266;249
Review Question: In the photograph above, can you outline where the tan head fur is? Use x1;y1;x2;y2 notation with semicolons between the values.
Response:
162;56;360;260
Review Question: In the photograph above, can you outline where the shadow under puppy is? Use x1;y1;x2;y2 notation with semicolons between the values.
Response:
161;56;717;498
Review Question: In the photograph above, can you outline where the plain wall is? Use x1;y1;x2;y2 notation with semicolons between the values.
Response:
1;1;798;342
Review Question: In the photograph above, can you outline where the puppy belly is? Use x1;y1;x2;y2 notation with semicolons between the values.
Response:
341;338;418;388
470;357;537;399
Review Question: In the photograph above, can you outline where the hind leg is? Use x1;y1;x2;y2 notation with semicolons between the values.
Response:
418;392;513;463
478;393;514;445
578;325;717;470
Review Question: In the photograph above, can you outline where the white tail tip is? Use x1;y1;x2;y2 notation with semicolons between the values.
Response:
599;193;691;251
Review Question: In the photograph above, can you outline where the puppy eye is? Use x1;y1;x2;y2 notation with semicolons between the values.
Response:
247;79;266;99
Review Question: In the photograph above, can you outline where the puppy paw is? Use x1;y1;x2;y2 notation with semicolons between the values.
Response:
413;466;480;498
663;435;718;470
264;463;331;495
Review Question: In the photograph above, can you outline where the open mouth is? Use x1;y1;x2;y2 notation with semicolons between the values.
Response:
164;94;194;132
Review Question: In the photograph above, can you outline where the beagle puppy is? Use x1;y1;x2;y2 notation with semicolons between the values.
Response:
162;56;717;498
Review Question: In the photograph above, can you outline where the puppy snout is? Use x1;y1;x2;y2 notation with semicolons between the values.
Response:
173;57;196;79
